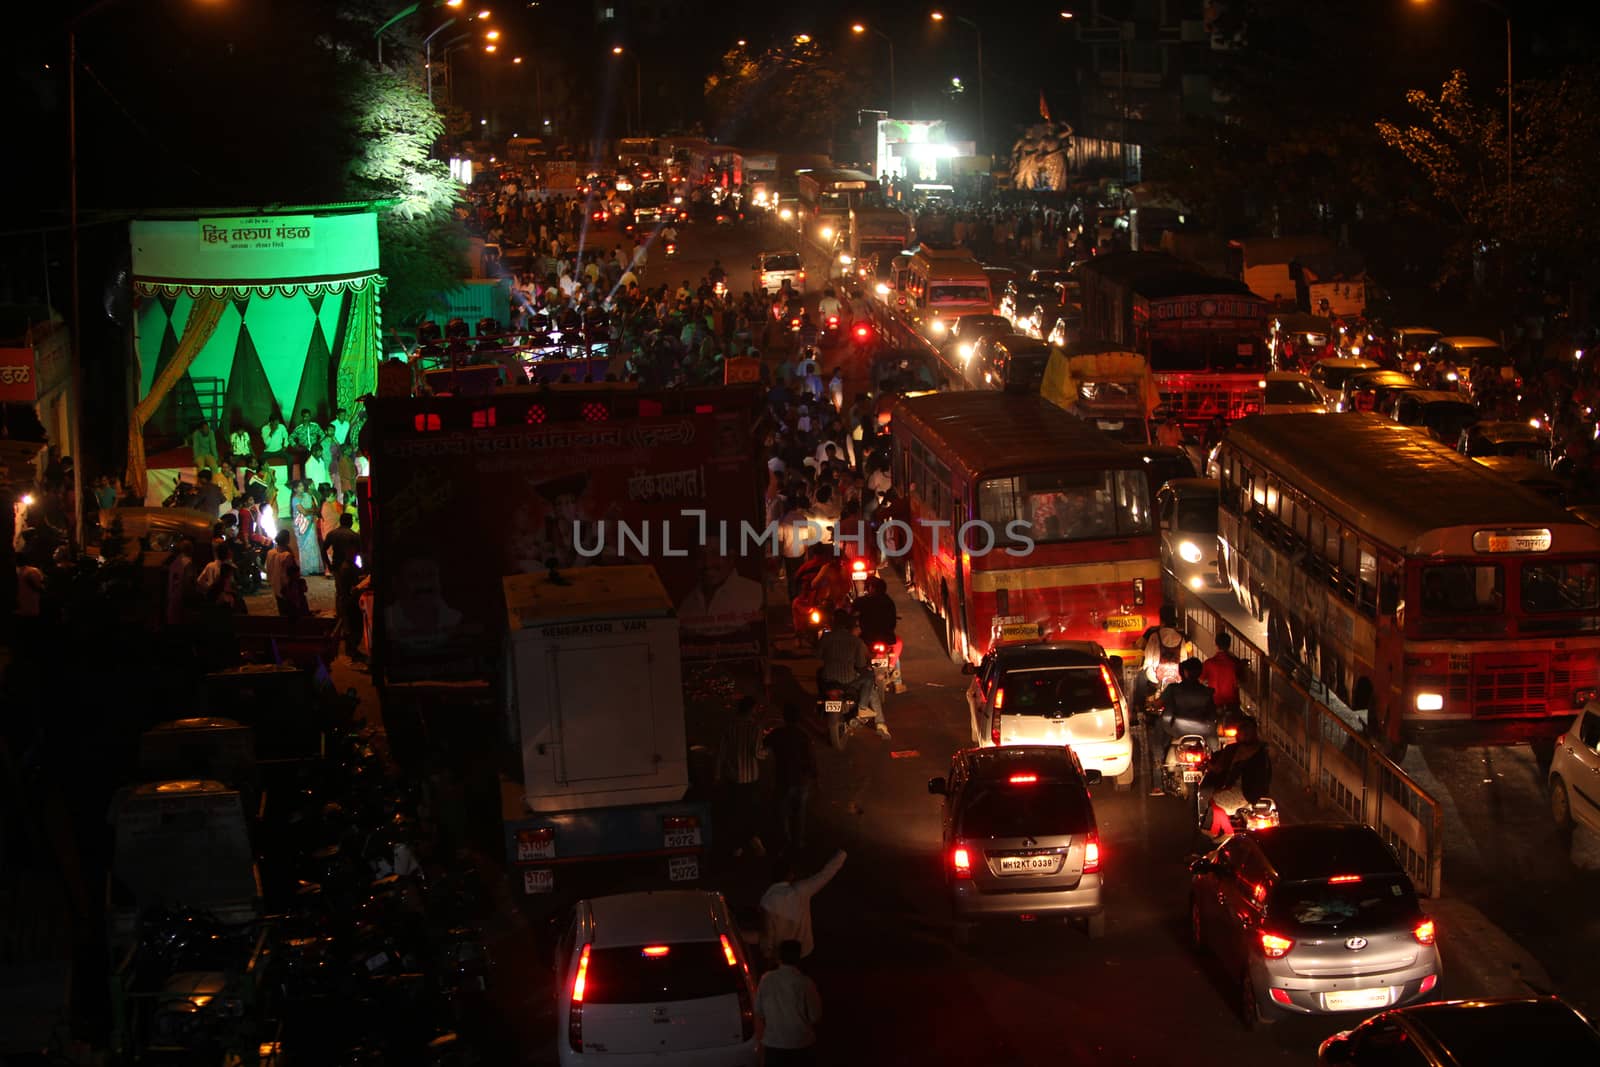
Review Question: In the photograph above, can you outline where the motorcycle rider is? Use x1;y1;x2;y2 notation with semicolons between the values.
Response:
1199;715;1272;836
818;287;842;325
1200;631;1243;713
1136;604;1196;711
853;576;906;694
1155;657;1219;795
816;609;891;738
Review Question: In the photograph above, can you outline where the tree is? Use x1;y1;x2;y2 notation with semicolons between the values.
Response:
703;39;866;151
341;62;468;325
1376;67;1600;294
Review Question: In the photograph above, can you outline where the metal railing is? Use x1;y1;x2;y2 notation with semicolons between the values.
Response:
1178;587;1444;897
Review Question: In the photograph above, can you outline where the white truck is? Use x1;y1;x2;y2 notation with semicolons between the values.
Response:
500;565;710;900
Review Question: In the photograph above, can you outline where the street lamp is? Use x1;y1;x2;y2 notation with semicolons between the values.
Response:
851;23;897;115
1410;0;1512;220
1061;9;1130;183
612;46;642;136
929;11;984;155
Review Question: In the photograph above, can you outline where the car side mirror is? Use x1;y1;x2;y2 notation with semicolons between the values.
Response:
927;776;948;796
960;662;977;675
1084;769;1103;785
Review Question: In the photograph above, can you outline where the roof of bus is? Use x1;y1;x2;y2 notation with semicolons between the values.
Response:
797;167;876;186
893;392;1141;477
1077;252;1259;300
1220;413;1598;555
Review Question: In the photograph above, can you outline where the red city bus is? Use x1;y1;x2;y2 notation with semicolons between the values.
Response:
890;392;1163;672
1216;413;1600;756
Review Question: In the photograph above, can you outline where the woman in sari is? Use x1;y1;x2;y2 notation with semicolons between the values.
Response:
291;479;324;577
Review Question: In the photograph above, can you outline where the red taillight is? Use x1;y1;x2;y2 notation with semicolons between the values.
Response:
1328;874;1362;884
1259;932;1294;958
828;316;839;327
1100;664;1125;741
994;688;1005;710
852;559;867;574
855;325;870;340
718;934;738;967
568;943;591;1051
1413;919;1436;945
1180;749;1206;764
872;642;887;653
721;934;755;1039
1083;833;1101;872
1008;774;1038;784
952;846;972;878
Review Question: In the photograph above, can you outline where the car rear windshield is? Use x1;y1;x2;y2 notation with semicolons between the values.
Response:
584;943;740;1005
958;782;1094;838
999;668;1111;716
1269;876;1417;933
763;254;801;271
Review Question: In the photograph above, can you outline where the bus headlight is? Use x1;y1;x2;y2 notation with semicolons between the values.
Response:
958;343;973;360
1415;692;1444;711
838;253;853;265
820;225;835;241
1178;541;1204;564
780;208;793;221
875;283;890;296
929;320;947;336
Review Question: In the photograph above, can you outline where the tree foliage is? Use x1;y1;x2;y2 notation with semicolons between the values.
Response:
341;62;468;325
1376;67;1600;285
703;40;865;151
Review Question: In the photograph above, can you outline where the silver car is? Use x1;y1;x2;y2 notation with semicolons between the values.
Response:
1550;701;1600;836
929;745;1105;944
1189;823;1441;1028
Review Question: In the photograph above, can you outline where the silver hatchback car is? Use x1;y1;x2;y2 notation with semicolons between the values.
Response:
929;745;1105;944
1189;823;1441;1028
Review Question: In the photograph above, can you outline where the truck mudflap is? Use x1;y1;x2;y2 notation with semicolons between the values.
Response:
503;790;712;897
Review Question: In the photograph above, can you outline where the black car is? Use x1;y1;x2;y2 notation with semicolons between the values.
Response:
1319;995;1600;1065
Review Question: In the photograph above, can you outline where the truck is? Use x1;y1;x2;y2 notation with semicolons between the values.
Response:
845;205;912;287
501;565;711;898
1076;251;1269;430
1039;345;1161;445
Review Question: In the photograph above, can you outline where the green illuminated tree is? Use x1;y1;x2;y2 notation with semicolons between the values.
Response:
341;62;468;325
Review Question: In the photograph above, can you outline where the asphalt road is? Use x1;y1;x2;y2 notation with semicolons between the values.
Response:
484;216;1600;1064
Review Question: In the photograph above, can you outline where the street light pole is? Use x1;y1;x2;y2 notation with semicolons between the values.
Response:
612;47;641;135
852;25;897;116
423;19;459;103
67;25;85;548
929;12;985;155
1062;11;1130;184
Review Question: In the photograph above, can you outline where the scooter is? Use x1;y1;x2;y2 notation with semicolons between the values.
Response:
846;556;874;600
1161;734;1213;807
820;314;842;347
1203;795;1280;843
664;240;678;258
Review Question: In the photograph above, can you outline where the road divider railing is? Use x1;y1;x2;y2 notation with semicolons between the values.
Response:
1177;588;1443;897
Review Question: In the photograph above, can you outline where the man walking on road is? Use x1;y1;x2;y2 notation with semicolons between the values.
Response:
765;704;819;850
756;939;823;1065
761;850;847;962
716;696;768;858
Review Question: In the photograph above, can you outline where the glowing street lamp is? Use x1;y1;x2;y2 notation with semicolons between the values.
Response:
484;43;496;52
851;22;896;114
928;11;984;152
485;28;499;39
612;46;643;136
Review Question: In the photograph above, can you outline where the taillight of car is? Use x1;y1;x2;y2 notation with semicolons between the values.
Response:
1083;833;1101;873
568;943;591;1051
720;934;755;1038
1259;932;1294;958
1100;663;1125;741
1413;919;1436;946
952;846;972;878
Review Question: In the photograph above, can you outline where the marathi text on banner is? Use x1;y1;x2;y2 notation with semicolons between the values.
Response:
198;215;317;253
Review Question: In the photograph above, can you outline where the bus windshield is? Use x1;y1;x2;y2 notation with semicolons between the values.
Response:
930;283;990;305
978;469;1152;543
1149;334;1265;372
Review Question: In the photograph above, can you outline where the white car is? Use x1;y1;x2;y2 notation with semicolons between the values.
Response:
1156;478;1222;595
752;250;805;296
1306;357;1378;409
555;890;758;1065
1261;370;1328;414
1550;701;1600;836
963;641;1135;788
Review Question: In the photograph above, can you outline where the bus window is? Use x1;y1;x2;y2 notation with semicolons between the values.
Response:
1378;558;1402;615
930;283;990;304
1308;513;1326;574
1357;545;1379;616
1520;561;1600;615
1321;521;1341;568
979;470;1152;543
1421;564;1503;615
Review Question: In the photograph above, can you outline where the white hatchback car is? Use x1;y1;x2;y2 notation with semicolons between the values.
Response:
555;890;758;1065
1261;371;1328;414
963;641;1135;788
1549;702;1600;836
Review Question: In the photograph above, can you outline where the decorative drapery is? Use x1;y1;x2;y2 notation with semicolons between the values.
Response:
132;274;382;302
126;295;227;497
335;280;379;420
220;304;275;436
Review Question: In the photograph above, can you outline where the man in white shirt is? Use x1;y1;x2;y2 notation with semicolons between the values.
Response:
817;288;841;321
260;415;289;456
760;850;846;961
755;940;822;1065
329;408;352;447
678;548;764;637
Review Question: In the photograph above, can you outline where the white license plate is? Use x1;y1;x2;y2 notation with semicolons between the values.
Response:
997;855;1058;874
1323;987;1394;1012
824;700;845;713
664;828;702;848
872;657;889;668
523;869;554;894
1183;770;1203;783
667;856;699;882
